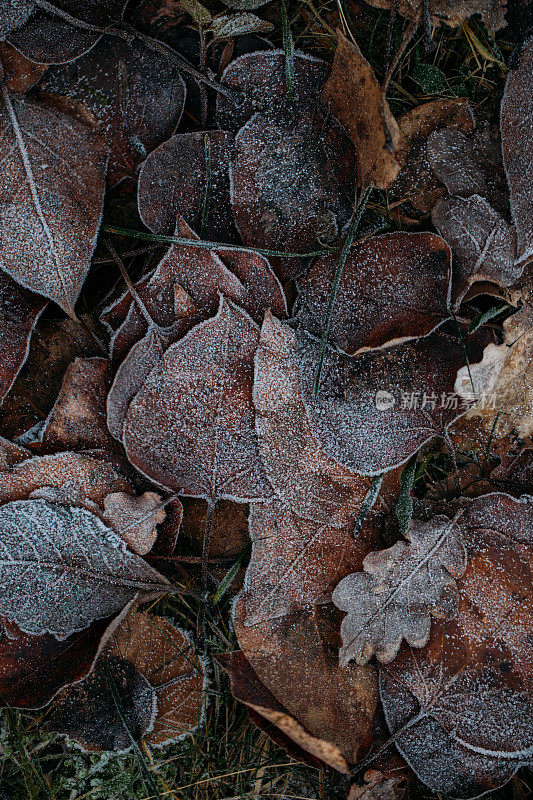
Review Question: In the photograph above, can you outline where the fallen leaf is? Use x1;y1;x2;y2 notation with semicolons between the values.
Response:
216;49;329;131
6;0;127;65
0;271;46;405
321;31;403;188
0;40;47;91
0;498;169;638
295;232;452;354
209;12;273;39
455;301;533;438
379;493;533;798
138;130;236;241
39;34;186;186
221;0;271;9
41;357;116;451
230;104;356;281
180;497;249;558
0;616;113;709
0;437;29;471
254;312;371;525
0;93;108;314
333;514;467;665
500;36;533;263
121;298;273;502
361;0;506;30
103;491;167;555
348;770;407;800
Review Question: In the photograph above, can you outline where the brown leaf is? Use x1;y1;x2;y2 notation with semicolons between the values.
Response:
180;497;249;558
41;357;116;451
39;34;186;186
103;491;167;555
121;298;273;502
321;31;403;189
348;770;407;800
333;514;467;665
0;437;29;471
0;616;114;709
0;41;47;92
219;650;351;772
379;493;533;798
6;1;127;65
230;104;356;282
0;271;46;405
254;313;371;525
216;49;329;131
501;36;533;264
361;0;506;30
273;315;489;475
138;130;236;242
295;232;452;354
0;93;108;314
455;301;533;438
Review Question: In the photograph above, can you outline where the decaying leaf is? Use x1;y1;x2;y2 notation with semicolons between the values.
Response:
0;616;113;709
361;0;507;30
0;271;46;404
254;312;371;525
348;770;407;800
455;301;533;438
209;12;273;39
216;49;329;131
321;31;403;188
230;104;356;282
39;35;186;185
295;232;452;354
0;93;108;314
103;491;167;555
121;298;272;502
271;315;488;475
0;498;169;639
333;514;467;666
48;608;207;749
138;130;236;241
379;493;533;799
0;40;47;92
6;0;127;65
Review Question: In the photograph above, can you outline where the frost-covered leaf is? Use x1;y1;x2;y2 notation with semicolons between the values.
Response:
138;130;236;241
121;298;273;502
380;494;533;798
0;498;169;639
455;301;533;438
39;35;186;186
0;0;34;41
0;271;46;405
7;0;127;65
221;0;271;9
216;49;329;131
103;491;167;555
0;451;130;505
0;616;113;709
295;233;451;355
321;31;402;188
234;502;379;765
0;40;47;92
254;313;370;525
230;105;356;281
292;320;489;475
333;514;467;665
41;357;116;451
49;608;207;749
209;12;273;39
501;37;533;263
0;94;108;314
361;0;506;30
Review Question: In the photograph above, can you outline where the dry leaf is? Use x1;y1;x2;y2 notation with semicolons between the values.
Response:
0;40;47;91
209;12;273;39
455;301;533;438
295;232;451;354
0;498;169;639
379;493;533;798
348;770;407;800
0;93;108;314
39;35;186;186
321;31;403;188
103;491;167;555
361;0;506;30
230;104;356;282
254;313;371;525
121;298;273;502
333;514;467;665
0;271;46;404
216;50;329;131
